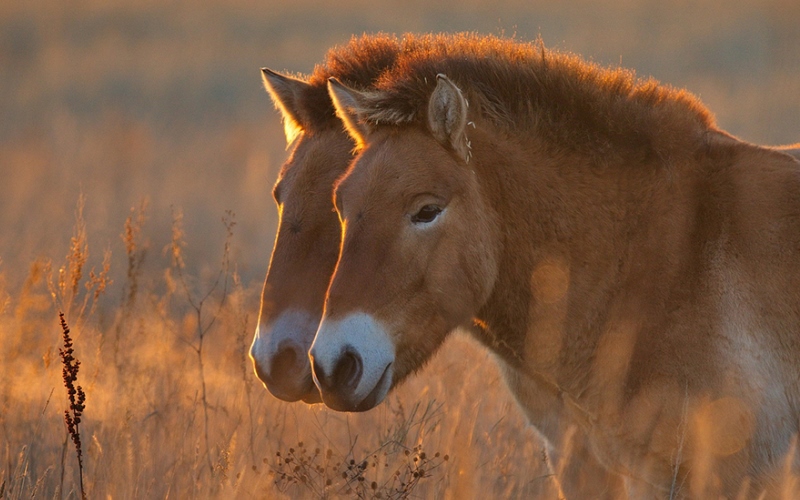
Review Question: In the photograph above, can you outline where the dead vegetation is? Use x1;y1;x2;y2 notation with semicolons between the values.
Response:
1;197;558;498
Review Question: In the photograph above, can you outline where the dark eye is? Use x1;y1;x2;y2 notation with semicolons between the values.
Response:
411;205;443;224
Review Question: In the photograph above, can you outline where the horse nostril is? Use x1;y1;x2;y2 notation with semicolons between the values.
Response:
272;345;299;375
332;351;362;391
312;349;363;394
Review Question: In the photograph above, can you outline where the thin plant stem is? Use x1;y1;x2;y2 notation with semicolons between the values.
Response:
59;312;86;500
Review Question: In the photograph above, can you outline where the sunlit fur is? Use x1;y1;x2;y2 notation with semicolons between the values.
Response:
324;33;800;496
252;34;404;403
775;144;800;161
260;34;623;495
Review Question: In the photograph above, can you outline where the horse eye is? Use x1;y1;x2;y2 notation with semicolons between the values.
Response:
411;205;443;224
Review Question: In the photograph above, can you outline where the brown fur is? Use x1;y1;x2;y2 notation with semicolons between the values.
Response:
323;33;800;496
343;33;713;162
775;144;800;161
254;34;402;403
281;34;402;132
258;33;623;496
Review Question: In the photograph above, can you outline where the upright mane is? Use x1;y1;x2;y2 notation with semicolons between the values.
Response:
354;33;717;159
291;34;402;131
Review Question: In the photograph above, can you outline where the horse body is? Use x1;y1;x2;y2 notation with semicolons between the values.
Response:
316;34;800;495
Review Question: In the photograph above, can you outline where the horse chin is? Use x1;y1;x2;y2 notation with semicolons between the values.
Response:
321;362;393;413
355;362;393;411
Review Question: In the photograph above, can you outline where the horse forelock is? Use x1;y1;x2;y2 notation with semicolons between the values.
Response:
288;34;404;132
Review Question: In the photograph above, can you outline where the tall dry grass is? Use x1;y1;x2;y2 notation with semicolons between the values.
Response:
0;197;559;498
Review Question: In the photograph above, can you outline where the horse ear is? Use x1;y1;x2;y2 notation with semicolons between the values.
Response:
428;74;470;162
261;68;308;146
327;77;369;149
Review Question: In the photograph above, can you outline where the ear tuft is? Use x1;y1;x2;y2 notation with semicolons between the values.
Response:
327;77;369;149
261;68;308;146
428;74;470;162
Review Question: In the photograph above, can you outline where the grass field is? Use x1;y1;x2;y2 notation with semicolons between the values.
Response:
1;1;799;497
1;200;552;497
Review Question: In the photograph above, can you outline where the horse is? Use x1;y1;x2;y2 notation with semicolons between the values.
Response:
253;33;626;497
313;33;800;497
250;34;402;403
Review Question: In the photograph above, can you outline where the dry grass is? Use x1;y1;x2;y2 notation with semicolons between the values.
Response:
1;1;799;498
0;200;555;498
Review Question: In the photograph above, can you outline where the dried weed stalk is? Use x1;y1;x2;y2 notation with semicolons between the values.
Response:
168;208;237;475
122;198;149;310
59;312;86;500
232;270;257;466
271;440;448;499
47;196;112;325
0;258;10;316
113;199;149;367
270;400;449;498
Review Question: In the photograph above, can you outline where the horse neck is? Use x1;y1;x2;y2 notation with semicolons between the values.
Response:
470;125;695;373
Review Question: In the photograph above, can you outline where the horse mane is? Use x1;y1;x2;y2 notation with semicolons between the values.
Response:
351;33;717;159
293;34;402;132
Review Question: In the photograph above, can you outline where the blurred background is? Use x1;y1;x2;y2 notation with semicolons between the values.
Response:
1;2;798;497
1;0;798;294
